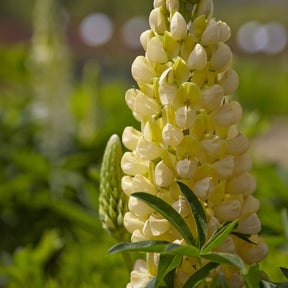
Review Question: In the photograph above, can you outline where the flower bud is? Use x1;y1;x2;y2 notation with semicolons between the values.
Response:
134;92;161;117
218;70;239;96
129;196;154;217
162;123;184;146
172;196;190;217
176;159;197;179
226;132;249;155
193;177;214;200
233;153;252;175
140;30;155;51
122;126;142;151
207;215;220;237
201;19;220;46
154;0;166;8
149;7;167;34
121;152;149;176
213;155;234;180
131;56;154;84
215;237;235;253
214;200;242;221
218;21;231;42
159;68;178;105
198;0;214;18
175;106;196;129
132;174;158;195
228;273;244;288
166;0;179;13
147;37;168;63
201;84;224;111
124;212;145;233
241;195;260;217
210;42;232;72
236;213;261;234
136;138;162;161
201;136;222;157
121;176;133;197
187;44;207;70
226;172;257;195
240;242;269;265
170;12;187;40
213;101;243;127
154;160;175;187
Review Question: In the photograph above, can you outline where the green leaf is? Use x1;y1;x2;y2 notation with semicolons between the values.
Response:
211;272;228;288
165;243;200;258
244;264;262;288
280;267;288;280
177;181;207;248
132;192;196;246
231;232;257;245
146;254;182;288
183;262;219;288
200;252;245;270
108;240;170;255
201;220;238;253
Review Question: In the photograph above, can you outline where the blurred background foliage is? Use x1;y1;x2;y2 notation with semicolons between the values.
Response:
0;0;288;287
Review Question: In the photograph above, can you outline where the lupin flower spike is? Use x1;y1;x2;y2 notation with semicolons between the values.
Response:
118;0;268;287
99;134;127;241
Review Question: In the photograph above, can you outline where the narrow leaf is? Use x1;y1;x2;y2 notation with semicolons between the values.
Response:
231;232;256;245
183;262;219;288
201;220;238;253
132;192;196;246
146;254;182;288
108;240;170;255
211;272;228;288
177;181;207;248
200;252;245;270
243;264;262;288
280;267;288;280
165;243;200;258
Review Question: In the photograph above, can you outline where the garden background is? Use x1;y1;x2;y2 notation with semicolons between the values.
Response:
0;0;288;287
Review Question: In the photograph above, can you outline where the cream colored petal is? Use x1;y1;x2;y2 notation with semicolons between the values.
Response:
201;136;222;157
201;84;224;111
236;213;261;234
132;174;157;195
166;0;180;13
241;195;260;217
136;138;162;161
218;69;239;96
210;42;232;72
154;160;175;187
131;229;147;242
193;177;214;200
131;270;153;288
124;212;145;233
162;123;184;146
121;152;149;176
226;172;257;195
149;7;167;34
128;196;154;218
176;159;197;179
226;132;249;155
148;215;171;236
187;44;207;70
218;21;231;42
198;0;214;17
214;200;242;221
147;36;168;63
233;153;252;175
140;29;155;51
201;19;219;46
175;106;196;129
213;155;234;180
170;11;187;40
131;56;154;84
122;126;142;151
134;92;161;117
121;176;133;197
241;242;269;265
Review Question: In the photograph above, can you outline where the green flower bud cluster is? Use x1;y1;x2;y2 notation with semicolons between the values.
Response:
99;134;127;239
121;0;268;287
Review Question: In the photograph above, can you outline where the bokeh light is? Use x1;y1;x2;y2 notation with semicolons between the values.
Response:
79;13;113;47
121;16;149;49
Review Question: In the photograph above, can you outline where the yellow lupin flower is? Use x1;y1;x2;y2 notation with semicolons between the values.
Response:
121;0;268;286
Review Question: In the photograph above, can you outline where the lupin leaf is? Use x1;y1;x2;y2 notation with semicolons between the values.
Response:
243;264;262;288
177;181;207;248
231;232;257;245
200;252;245;270
183;262;219;288
165;243;200;258
108;240;170;255
211;272;228;288
132;192;196;246
201;220;238;253
146;254;182;288
280;267;288;280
